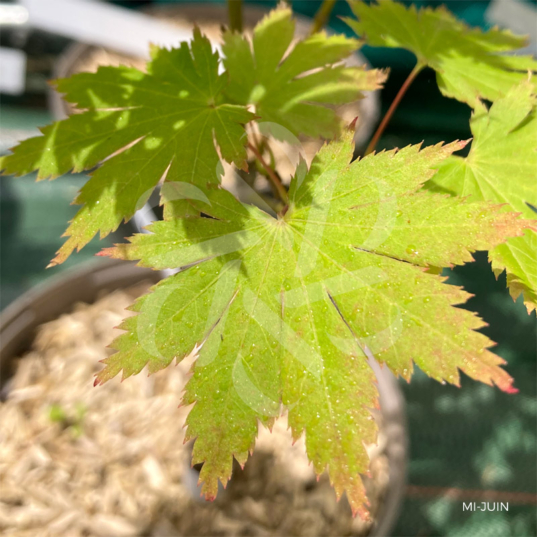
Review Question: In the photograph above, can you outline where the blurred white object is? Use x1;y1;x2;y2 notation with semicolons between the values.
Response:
0;129;38;153
0;4;29;25
19;0;194;57
486;0;537;56
0;47;26;94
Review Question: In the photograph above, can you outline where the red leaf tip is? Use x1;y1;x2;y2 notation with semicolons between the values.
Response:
96;247;114;258
352;505;372;521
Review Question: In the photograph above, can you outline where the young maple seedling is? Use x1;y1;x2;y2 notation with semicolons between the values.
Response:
1;0;536;520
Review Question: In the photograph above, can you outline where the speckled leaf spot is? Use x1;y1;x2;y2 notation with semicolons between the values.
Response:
346;0;537;107
222;5;387;138
95;131;530;518
0;30;254;265
429;81;537;312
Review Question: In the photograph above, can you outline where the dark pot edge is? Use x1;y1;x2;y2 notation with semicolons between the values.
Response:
0;259;159;388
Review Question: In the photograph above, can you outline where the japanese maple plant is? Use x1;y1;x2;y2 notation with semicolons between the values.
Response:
2;0;536;520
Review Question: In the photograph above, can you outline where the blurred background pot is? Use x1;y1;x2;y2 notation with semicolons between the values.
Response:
49;3;381;150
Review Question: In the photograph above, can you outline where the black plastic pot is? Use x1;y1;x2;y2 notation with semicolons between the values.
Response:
0;258;407;536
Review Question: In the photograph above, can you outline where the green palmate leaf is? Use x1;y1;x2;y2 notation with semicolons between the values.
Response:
346;0;537;107
222;6;387;138
96;133;529;517
0;30;254;265
428;81;537;312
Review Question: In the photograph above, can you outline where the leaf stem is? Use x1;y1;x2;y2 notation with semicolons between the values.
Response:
228;0;243;33
310;0;337;35
365;62;425;155
247;142;289;206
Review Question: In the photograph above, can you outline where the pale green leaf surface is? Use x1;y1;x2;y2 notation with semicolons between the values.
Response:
96;134;527;516
346;0;537;107
428;81;537;311
0;30;254;265
222;6;387;139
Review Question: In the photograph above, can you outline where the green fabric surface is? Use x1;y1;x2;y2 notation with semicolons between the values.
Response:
399;254;537;536
0;106;118;309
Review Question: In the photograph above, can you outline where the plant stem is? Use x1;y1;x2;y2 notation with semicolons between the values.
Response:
365;62;425;155
228;0;243;33
310;0;337;35
248;142;289;205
